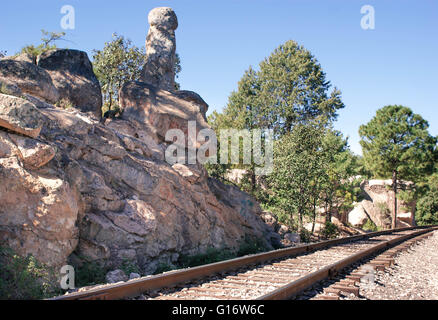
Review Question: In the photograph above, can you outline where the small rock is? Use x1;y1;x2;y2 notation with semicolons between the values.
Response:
129;273;141;280
106;269;128;284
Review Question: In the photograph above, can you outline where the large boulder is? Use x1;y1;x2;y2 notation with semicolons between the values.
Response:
348;202;369;227
119;81;210;146
0;59;59;103
0;94;47;138
140;7;178;91
37;49;102;118
174;90;209;120
347;179;416;229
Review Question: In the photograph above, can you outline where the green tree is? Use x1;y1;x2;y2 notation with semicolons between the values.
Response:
267;121;327;232
211;40;344;135
319;129;362;224
208;40;345;195
19;30;66;61
92;33;146;114
257;40;344;134
359;105;437;228
416;173;438;226
93;33;182;116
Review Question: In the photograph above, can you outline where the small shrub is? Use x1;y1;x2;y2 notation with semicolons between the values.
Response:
362;218;378;232
321;221;339;239
75;261;108;288
119;259;141;276
237;236;269;256
153;263;175;275
0;246;61;299
179;248;235;268
300;229;312;243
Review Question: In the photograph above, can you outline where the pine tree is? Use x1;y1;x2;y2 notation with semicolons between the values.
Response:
359;105;437;228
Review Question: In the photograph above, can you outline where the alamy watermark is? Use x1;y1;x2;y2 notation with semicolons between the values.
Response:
361;5;375;30
165;121;274;176
60;265;75;290
60;5;75;30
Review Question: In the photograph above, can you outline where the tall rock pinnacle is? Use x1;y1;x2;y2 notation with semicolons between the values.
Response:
140;7;178;92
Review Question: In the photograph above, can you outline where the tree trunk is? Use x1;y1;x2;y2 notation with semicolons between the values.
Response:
392;170;398;229
311;197;316;233
250;169;256;193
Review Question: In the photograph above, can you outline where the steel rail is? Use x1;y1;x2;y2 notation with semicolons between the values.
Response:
50;225;436;300
257;226;438;300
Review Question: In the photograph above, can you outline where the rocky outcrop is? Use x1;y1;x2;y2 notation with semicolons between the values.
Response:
0;59;59;103
140;7;178;91
37;49;103;118
0;7;279;277
119;81;209;146
0;93;276;273
348;179;416;229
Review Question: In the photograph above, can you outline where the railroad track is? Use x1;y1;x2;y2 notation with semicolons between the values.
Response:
51;225;437;300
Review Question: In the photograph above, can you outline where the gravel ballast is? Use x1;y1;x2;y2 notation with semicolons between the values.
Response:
356;230;438;300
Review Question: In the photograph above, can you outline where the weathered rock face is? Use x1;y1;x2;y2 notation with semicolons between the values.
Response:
0;155;78;268
0;60;59;103
175;90;209;120
0;98;276;273
119;81;209;146
0;94;47;138
37;49;103;118
348;180;416;229
140;7;178;91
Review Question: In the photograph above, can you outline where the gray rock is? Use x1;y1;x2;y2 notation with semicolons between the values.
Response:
140;7;178;91
37;49;102;118
0;94;46;138
0;79;23;97
284;232;300;244
0;59;59;103
129;273;141;280
105;269;128;283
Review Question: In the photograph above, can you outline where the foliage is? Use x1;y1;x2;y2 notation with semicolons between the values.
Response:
153;263;175;275
362;219;378;232
208;40;345;191
18;29;66;60
0;246;61;299
119;259;141;276
75;261;109;288
92;33;145;112
320;221;339;239
359;105;436;182
299;229;312;243
267;122;327;230
0;50;6;58
237;236;270;256
416;173;438;226
178;237;269;269
359;105;437;227
93;33;182;114
178;247;235;268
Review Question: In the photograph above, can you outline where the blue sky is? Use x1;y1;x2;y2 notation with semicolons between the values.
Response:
1;1;437;154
